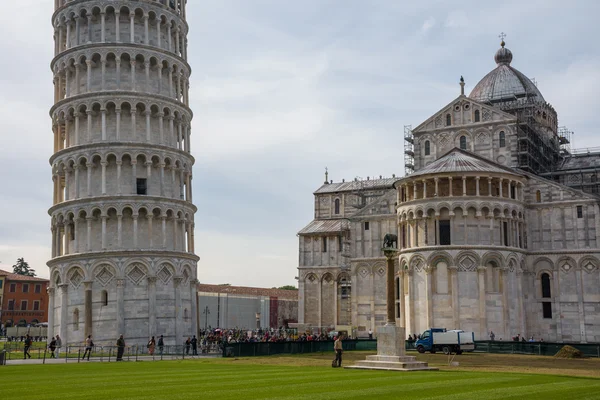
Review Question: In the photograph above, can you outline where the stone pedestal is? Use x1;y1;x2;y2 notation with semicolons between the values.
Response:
377;325;406;356
346;326;438;371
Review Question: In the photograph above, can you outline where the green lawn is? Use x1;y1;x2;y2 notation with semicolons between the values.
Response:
2;360;600;399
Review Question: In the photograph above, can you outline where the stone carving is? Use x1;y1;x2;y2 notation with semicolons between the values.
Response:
127;264;146;285
458;255;477;272
435;115;443;128
69;269;83;288
95;265;114;286
582;261;597;273
157;264;173;284
482;109;491;121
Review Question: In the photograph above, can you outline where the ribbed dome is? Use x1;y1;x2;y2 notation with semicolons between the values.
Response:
469;41;544;104
411;149;516;178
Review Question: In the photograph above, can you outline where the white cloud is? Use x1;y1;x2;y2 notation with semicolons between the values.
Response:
422;17;436;33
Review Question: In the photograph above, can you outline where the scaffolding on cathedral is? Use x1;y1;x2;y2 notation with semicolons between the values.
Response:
404;125;414;176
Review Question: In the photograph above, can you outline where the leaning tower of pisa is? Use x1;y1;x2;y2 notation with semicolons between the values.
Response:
47;0;198;346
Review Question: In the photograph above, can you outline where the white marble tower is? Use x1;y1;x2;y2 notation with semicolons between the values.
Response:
47;0;198;346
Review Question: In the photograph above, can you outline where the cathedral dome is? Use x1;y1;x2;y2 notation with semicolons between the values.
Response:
469;41;544;104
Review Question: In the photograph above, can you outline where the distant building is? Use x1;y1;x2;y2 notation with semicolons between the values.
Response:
197;284;298;330
298;40;600;343
0;270;49;328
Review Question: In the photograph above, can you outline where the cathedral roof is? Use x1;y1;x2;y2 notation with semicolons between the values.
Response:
314;177;397;194
298;219;345;235
410;148;519;178
469;40;545;104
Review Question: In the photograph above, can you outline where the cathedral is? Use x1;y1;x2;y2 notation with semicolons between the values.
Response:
297;39;600;343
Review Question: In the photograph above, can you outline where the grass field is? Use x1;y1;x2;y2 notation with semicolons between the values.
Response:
3;353;600;399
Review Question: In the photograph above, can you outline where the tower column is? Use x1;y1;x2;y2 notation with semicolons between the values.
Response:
59;284;69;345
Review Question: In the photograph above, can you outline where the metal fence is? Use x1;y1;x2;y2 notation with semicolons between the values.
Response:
1;342;222;363
223;340;600;358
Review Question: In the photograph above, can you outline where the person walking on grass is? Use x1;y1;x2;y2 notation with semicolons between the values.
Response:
55;334;62;359
82;335;93;361
148;336;156;355
48;337;57;358
116;335;125;361
191;335;198;355
23;334;32;359
185;337;191;355
333;336;343;367
158;335;164;355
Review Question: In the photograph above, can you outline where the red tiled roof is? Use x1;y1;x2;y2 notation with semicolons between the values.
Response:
0;269;49;282
198;283;298;300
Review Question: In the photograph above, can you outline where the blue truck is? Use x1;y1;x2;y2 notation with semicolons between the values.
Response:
415;328;475;355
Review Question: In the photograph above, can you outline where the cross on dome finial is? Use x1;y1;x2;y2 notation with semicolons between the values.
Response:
499;32;506;46
324;167;329;184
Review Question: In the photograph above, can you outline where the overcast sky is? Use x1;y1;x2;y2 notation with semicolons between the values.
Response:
0;0;599;287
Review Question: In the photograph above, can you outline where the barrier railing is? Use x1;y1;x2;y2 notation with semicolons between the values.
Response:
223;340;600;358
1;342;222;363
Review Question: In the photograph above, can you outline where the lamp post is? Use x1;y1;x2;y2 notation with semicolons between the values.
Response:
202;306;210;330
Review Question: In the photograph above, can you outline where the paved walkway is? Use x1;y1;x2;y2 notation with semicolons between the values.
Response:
4;354;221;366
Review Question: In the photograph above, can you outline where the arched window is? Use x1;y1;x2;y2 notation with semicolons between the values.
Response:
101;290;108;306
73;308;79;331
541;273;551;298
499;131;506;147
459;136;467;150
334;198;340;215
424;140;430;156
474;110;480;122
536;190;541;203
446;114;451;126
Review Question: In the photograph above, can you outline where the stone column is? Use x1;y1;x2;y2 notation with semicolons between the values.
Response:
174;277;183;344
553;271;562;341
116;279;125;335
383;249;398;326
499;178;503;198
148;276;157;337
422;180;427;198
47;287;56;340
434;178;439;197
475;176;480;196
84;281;93;338
488;177;492;197
407;269;415;335
190;279;199;337
100;12;106;42
116;109;121;139
413;182;417;200
59;283;69;345
115;11;120;42
398;269;406;328
129;13;135;43
117;214;123;247
424;267;434;328
477;266;487;340
133;215;139;248
500;268;509;339
86;217;92;251
449;266;459;329
101;215;107;249
448;177;453;196
516;271;526;337
462;176;466;196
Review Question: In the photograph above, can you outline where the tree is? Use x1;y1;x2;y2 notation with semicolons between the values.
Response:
12;258;36;277
276;285;297;291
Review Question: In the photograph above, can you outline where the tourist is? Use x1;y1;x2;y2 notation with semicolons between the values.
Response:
23;334;32;359
82;335;93;361
158;335;164;355
185;337;191;355
55;334;62;358
333;336;343;367
48;337;57;358
489;331;495;341
368;329;373;340
116;334;125;361
191;335;198;355
148;336;156;355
